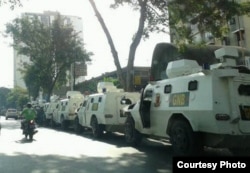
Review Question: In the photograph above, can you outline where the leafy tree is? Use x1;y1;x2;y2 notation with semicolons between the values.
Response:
5;14;92;101
0;87;28;111
0;87;11;110
103;77;121;88
167;0;250;47
89;0;168;91
0;0;22;9
23;65;41;99
6;87;29;110
89;0;250;91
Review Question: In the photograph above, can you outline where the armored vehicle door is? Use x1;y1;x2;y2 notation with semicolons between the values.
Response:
234;80;250;133
139;87;152;128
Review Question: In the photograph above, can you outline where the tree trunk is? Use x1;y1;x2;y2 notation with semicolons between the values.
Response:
89;0;125;90
126;0;147;91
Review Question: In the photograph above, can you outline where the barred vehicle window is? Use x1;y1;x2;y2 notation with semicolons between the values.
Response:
238;84;250;96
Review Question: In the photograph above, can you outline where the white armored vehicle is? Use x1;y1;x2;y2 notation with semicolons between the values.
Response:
74;82;140;138
51;91;84;130
43;95;60;125
122;43;250;156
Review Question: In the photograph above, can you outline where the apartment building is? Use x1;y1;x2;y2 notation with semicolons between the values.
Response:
170;0;250;50
14;11;85;89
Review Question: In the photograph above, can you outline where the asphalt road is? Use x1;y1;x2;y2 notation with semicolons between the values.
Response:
0;116;233;173
0;116;175;173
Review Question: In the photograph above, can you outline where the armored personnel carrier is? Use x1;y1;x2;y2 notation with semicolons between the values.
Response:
122;43;250;156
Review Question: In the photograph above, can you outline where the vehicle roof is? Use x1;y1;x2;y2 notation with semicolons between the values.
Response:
7;108;17;111
150;42;250;81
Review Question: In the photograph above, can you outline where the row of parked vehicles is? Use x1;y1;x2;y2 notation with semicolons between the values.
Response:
40;43;250;156
43;82;140;138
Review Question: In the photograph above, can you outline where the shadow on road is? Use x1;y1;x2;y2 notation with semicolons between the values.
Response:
0;150;172;173
0;117;234;173
47;125;234;158
15;137;37;144
67;129;233;157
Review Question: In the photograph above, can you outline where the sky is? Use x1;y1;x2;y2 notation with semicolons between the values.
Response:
0;0;170;88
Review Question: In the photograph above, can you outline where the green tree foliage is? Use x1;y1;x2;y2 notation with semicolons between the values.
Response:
0;87;28;111
0;0;22;9
0;87;11;110
5;14;92;101
111;0;168;38
23;65;41;99
103;77;121;88
91;1;250;87
89;0;168;91
6;87;29;110
75;80;97;94
168;0;250;47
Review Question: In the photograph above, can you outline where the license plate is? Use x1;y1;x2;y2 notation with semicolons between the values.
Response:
29;123;35;128
169;92;189;107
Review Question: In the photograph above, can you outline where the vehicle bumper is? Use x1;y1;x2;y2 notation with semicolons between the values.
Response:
6;115;18;119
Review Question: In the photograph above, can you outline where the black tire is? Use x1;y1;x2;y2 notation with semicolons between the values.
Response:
50;117;55;128
91;117;103;138
124;116;142;146
44;119;49;127
40;115;46;126
170;120;202;156
60;116;68;131
73;117;83;134
29;133;33;141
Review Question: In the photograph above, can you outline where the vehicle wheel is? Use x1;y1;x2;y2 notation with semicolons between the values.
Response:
49;118;55;128
29;133;33;141
170;120;202;156
73;117;83;134
60;116;68;131
124;116;142;146
43;119;48;127
91;117;103;138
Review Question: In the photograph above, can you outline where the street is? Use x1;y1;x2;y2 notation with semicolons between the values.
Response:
0;116;232;173
0;116;174;173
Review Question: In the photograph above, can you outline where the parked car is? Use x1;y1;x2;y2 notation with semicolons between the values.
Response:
44;96;60;126
5;108;18;120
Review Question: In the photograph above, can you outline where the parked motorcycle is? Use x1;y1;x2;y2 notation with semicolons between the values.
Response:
22;120;37;141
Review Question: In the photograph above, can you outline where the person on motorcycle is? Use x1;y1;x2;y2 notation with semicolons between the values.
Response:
21;103;37;133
